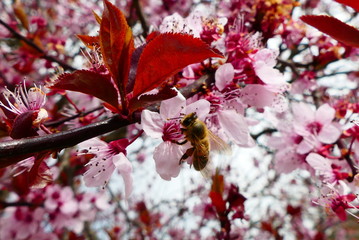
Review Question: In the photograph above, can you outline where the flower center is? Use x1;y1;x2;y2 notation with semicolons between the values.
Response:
162;120;183;142
306;121;322;135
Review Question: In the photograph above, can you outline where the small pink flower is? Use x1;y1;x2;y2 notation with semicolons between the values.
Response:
141;91;210;180
266;111;308;173
306;153;349;184
252;48;287;87
215;63;235;92
216;108;255;147
292;103;341;154
315;182;358;221
0;81;48;125
214;63;289;112
0;207;45;240
44;185;78;216
78;138;133;198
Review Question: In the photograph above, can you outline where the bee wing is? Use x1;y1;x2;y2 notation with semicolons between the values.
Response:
200;159;215;179
208;130;232;155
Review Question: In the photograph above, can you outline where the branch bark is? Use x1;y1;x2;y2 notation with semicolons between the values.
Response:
0;19;76;72
0;115;131;164
0;75;209;166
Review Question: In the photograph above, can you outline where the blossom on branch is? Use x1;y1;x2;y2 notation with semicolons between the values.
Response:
141;91;210;180
0;81;48;138
78;138;133;198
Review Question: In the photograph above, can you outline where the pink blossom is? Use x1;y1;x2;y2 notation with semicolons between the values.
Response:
216;109;255;147
292;103;341;154
44;185;78;216
141;91;210;180
0;207;45;240
214;62;288;112
159;12;203;37
252;49;287;87
240;84;288;112
0;81;48;126
306;153;349;184
78;138;133;198
215;63;235;92
266;112;308;173
44;184;109;233
315;182;358;221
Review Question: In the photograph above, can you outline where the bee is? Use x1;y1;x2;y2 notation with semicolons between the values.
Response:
178;112;231;173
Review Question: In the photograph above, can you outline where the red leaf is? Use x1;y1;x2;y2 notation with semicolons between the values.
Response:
11;154;52;196
77;35;100;50
132;33;223;98
209;172;226;214
28;156;52;189
10;111;38;139
209;191;226;214
301;15;359;48
211;172;224;194
100;0;134;96
50;70;119;109
128;85;177;112
335;0;359;12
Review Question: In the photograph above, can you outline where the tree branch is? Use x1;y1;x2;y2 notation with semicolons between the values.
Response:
44;106;104;128
133;0;148;37
0;75;210;167
0;19;76;72
0;115;131;164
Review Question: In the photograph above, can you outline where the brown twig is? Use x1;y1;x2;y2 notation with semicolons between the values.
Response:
0;115;131;164
337;140;358;182
133;0;148;37
0;75;211;166
0;19;76;72
44;106;104;128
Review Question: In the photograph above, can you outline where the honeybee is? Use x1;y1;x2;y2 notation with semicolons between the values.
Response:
178;112;231;174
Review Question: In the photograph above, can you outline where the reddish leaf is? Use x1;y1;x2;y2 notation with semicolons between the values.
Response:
77;35;100;49
209;172;226;214
126;44;146;94
50;70;119;109
335;0;359;12
301;15;359;48
92;10;102;24
209;191;226;214
13;0;29;31
132;33;223;98
28;156;52;189
100;0;134;96
11;154;51;196
128;85;177;112
10;111;38;139
211;172;224;194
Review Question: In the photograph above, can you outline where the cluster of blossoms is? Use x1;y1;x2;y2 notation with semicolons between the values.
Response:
0;0;358;239
0;184;110;240
0;0;101;88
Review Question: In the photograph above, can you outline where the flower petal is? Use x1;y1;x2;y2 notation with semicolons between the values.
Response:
318;124;341;144
186;99;210;121
83;157;116;187
160;91;186;119
153;141;186;180
218;109;255;147
315;104;335;124
113;153;133;198
292;102;315;125
141;110;164;138
215;63;234;91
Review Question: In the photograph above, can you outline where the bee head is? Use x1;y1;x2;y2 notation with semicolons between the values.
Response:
181;112;198;127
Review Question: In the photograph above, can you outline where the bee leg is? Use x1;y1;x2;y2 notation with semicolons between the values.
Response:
175;140;188;145
179;147;194;165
